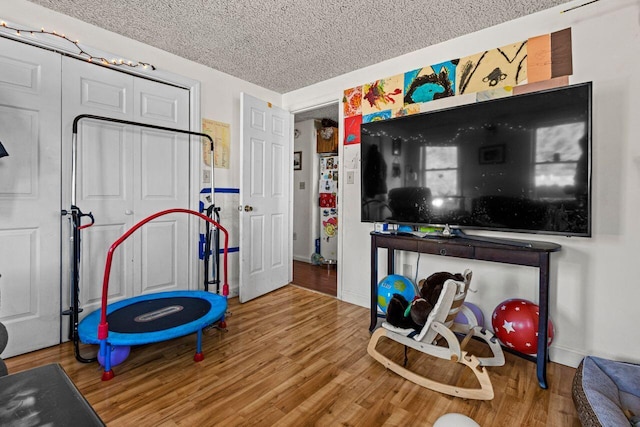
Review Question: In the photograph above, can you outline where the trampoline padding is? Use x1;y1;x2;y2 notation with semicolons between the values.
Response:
79;290;227;346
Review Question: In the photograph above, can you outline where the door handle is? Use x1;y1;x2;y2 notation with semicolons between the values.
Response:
244;205;253;212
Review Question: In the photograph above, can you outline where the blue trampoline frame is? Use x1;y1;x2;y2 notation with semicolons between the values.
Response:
78;290;227;346
78;208;230;381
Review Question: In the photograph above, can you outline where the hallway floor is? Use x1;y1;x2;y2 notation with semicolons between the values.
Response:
292;260;337;296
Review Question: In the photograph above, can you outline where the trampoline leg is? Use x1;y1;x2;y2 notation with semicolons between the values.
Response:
100;341;115;381
194;328;204;362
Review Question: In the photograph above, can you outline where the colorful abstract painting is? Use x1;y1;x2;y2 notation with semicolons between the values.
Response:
361;74;404;116
395;104;421;117
344;114;362;145
456;41;528;95
363;110;392;123
404;60;457;106
343;86;362;118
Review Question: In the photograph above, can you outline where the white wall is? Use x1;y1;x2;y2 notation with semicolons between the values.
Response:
283;0;640;368
292;120;320;262
0;0;284;296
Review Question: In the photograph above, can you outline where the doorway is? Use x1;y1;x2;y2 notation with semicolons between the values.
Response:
292;102;339;296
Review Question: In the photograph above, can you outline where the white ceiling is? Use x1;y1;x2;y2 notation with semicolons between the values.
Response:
25;0;571;94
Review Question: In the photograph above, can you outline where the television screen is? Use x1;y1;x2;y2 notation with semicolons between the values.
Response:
361;82;592;237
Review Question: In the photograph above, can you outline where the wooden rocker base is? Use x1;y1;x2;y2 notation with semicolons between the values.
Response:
367;327;495;400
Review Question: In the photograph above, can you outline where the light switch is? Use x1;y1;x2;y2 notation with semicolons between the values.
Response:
347;171;354;184
299;182;305;189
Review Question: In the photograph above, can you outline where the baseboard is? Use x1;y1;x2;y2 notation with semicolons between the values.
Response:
293;255;310;263
339;290;369;309
549;345;586;368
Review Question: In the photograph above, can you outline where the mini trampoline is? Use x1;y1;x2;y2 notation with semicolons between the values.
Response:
78;208;230;381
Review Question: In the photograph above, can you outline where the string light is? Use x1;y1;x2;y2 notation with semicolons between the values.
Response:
0;21;156;70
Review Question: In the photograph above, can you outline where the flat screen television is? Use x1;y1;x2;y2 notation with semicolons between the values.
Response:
361;82;592;237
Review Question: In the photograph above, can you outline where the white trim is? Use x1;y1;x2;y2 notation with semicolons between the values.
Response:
188;80;202;290
290;99;340;115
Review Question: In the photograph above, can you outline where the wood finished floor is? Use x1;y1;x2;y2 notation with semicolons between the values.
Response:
292;260;337;296
5;286;580;426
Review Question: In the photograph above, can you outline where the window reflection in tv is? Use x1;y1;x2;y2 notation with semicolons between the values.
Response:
360;82;592;237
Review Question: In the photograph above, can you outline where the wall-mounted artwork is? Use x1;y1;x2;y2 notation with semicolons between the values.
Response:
202;118;230;169
293;151;302;170
476;86;513;101
363;110;392;124
361;74;403;116
344;114;362;145
404;60;458;106
341;28;573;144
527;28;573;83
343;86;362;118
456;41;528;95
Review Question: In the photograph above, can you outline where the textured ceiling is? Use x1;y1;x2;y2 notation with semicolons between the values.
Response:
25;0;571;94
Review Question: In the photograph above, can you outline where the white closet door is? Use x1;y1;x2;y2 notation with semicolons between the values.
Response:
131;78;190;296
61;59;136;316
0;38;62;357
61;58;191;324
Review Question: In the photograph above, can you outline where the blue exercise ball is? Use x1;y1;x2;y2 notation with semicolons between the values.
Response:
98;345;131;367
377;274;416;313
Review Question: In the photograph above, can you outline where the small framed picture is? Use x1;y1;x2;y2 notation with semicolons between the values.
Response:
293;151;302;170
479;144;505;164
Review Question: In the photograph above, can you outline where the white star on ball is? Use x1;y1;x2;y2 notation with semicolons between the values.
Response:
502;320;515;334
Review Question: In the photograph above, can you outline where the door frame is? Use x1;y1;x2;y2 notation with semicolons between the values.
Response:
289;99;342;298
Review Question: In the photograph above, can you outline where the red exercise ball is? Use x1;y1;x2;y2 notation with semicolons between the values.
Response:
491;299;554;354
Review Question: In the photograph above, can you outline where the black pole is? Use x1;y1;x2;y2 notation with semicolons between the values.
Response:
72;114;214;146
203;204;221;293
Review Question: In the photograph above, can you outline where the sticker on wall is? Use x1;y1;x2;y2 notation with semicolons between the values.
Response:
202;118;231;169
404;60;458;106
322;216;338;237
344;114;362;145
361;74;404;116
343;86;362;118
456;41;528;95
363;110;392;123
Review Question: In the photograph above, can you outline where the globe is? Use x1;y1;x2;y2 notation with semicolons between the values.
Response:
377;274;416;313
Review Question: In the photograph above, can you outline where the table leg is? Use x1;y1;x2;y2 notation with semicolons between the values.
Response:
537;253;550;389
370;238;378;331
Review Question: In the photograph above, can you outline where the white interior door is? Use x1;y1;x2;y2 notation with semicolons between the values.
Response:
239;93;293;303
0;38;62;357
61;58;191;324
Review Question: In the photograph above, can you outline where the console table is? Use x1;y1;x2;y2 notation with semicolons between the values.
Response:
369;231;561;389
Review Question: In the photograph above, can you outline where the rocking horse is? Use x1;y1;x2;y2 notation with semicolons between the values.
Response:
367;269;505;400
